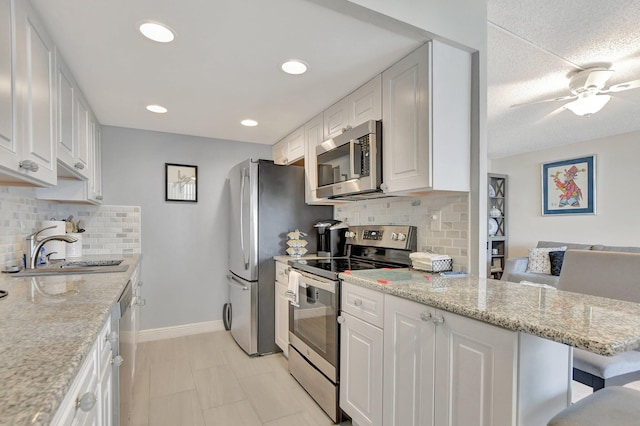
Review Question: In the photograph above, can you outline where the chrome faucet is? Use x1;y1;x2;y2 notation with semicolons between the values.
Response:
26;226;78;269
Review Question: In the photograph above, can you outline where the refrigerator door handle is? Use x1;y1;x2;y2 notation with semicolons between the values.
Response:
239;168;249;270
227;274;249;291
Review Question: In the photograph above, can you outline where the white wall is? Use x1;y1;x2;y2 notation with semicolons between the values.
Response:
101;126;271;331
490;130;640;258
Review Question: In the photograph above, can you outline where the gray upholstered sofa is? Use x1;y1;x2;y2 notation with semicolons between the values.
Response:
501;240;640;286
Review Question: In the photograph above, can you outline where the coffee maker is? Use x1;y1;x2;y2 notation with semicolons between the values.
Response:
314;220;348;257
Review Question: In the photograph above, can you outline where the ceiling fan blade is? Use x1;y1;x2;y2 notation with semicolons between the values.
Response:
583;69;614;89
602;79;640;93
510;95;576;108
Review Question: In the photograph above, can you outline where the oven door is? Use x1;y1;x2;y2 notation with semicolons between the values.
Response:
289;272;339;381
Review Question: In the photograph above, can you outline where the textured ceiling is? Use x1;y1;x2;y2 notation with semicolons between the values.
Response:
30;1;640;159
488;0;640;158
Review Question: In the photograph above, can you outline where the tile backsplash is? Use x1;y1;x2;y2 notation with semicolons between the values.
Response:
334;193;469;271
0;186;141;267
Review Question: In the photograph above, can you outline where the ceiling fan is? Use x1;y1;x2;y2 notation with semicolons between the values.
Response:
512;67;640;116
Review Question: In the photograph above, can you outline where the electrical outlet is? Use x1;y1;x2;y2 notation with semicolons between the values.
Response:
431;213;441;231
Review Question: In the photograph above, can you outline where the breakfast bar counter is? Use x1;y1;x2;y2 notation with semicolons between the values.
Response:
0;254;141;426
339;269;640;356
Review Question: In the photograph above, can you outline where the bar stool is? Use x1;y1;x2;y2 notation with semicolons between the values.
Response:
547;386;640;425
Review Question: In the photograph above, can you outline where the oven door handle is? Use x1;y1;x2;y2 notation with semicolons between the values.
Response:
300;275;336;294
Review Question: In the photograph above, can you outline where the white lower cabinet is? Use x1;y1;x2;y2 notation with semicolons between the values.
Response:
340;284;572;426
339;311;383;426
384;295;517;426
383;298;436;426
274;260;289;356
51;315;114;426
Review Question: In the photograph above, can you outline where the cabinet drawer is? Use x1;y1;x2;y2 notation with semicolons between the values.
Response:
341;282;384;328
275;260;289;285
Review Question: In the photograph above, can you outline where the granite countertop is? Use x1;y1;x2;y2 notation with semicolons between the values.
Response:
0;254;142;426
339;269;640;356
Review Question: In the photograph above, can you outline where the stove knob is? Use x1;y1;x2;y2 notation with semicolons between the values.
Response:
346;231;356;239
397;233;406;241
390;232;398;241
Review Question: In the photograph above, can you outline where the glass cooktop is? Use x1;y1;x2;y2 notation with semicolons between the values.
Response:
289;257;405;281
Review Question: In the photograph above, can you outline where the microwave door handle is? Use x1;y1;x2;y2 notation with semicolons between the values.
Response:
349;139;361;179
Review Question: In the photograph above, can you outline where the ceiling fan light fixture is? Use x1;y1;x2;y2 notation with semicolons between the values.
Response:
565;93;611;116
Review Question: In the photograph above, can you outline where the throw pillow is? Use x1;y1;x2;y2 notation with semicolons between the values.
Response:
549;251;566;276
526;246;567;274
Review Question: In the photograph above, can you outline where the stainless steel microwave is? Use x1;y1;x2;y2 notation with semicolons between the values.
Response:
316;120;382;199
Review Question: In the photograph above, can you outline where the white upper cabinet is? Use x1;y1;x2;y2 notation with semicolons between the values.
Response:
323;74;381;140
55;49;91;179
0;0;57;186
273;125;304;165
89;116;103;202
13;0;57;186
0;0;18;176
382;41;470;195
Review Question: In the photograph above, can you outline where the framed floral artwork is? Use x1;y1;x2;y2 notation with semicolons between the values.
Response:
542;155;595;215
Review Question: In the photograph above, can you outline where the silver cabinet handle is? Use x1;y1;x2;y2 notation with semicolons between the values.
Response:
76;392;97;412
19;160;39;172
74;162;85;170
96;195;103;200
112;355;124;367
337;316;345;324
353;299;363;307
420;312;432;322
433;315;445;325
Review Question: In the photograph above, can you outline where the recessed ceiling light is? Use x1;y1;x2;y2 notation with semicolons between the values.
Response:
139;21;175;43
241;119;258;127
281;60;308;75
146;104;168;114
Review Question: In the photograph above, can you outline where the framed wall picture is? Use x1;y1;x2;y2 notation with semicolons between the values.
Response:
165;163;198;202
542;155;595;215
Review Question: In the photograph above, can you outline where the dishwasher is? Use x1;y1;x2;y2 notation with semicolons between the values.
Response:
113;279;135;426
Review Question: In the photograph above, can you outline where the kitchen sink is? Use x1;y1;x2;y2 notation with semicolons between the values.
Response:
12;260;128;277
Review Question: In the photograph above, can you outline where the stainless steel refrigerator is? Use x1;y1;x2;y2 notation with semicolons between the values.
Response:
227;159;332;355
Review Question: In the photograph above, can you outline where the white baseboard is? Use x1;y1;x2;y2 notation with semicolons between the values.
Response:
137;320;226;342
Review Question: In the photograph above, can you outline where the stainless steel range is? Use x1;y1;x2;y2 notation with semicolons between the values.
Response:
287;225;417;423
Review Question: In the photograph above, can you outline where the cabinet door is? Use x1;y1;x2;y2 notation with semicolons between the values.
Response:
382;43;431;194
14;0;57;185
272;138;287;165
383;296;436;426
323;97;349;140
275;281;289;356
348;74;381;125
434;310;517;426
56;51;76;171
339;312;383;426
285;126;304;164
89;115;102;202
75;91;91;177
0;0;19;172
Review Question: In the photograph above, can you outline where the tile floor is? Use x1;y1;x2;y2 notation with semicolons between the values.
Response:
130;331;351;426
130;330;640;425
